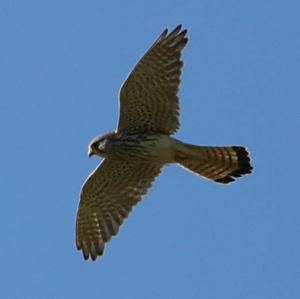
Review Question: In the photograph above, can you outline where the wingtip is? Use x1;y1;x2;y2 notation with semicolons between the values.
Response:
161;24;186;35
169;24;186;36
81;248;98;261
91;253;98;261
174;24;183;31
160;28;169;38
76;237;105;261
83;250;90;261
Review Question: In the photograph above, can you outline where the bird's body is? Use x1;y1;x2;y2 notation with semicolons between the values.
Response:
89;131;179;163
76;25;253;261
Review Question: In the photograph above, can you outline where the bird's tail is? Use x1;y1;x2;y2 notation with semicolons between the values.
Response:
175;143;253;183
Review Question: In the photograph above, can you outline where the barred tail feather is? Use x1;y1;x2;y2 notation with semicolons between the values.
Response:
175;144;253;184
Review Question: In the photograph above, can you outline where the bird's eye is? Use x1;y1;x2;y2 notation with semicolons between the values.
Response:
98;140;106;151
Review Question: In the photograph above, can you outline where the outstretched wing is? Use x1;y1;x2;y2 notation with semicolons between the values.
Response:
76;159;162;261
117;25;188;135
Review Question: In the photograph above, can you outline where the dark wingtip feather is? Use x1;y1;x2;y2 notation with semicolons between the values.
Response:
164;25;188;51
169;24;182;36
91;254;97;261
83;250;89;260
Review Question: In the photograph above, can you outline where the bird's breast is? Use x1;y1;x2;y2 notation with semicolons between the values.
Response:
142;134;177;163
111;134;177;164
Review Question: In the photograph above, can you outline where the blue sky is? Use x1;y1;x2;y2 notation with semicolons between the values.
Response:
1;1;299;298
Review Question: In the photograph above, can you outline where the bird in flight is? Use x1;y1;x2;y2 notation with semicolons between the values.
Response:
75;25;253;261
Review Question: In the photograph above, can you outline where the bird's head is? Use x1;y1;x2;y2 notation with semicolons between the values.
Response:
88;131;115;158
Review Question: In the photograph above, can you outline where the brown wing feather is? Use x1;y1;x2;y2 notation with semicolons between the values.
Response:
117;25;188;135
76;159;162;261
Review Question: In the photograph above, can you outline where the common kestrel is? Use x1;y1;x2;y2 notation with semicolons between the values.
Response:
76;25;253;261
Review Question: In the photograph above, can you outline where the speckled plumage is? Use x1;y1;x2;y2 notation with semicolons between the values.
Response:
76;159;161;260
76;25;253;261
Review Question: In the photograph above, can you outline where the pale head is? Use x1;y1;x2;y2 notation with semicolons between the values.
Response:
88;131;116;158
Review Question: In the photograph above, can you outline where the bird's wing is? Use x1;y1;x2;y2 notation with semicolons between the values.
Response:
76;158;162;261
117;25;188;135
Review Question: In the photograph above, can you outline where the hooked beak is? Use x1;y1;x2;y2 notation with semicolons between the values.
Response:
88;148;94;157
